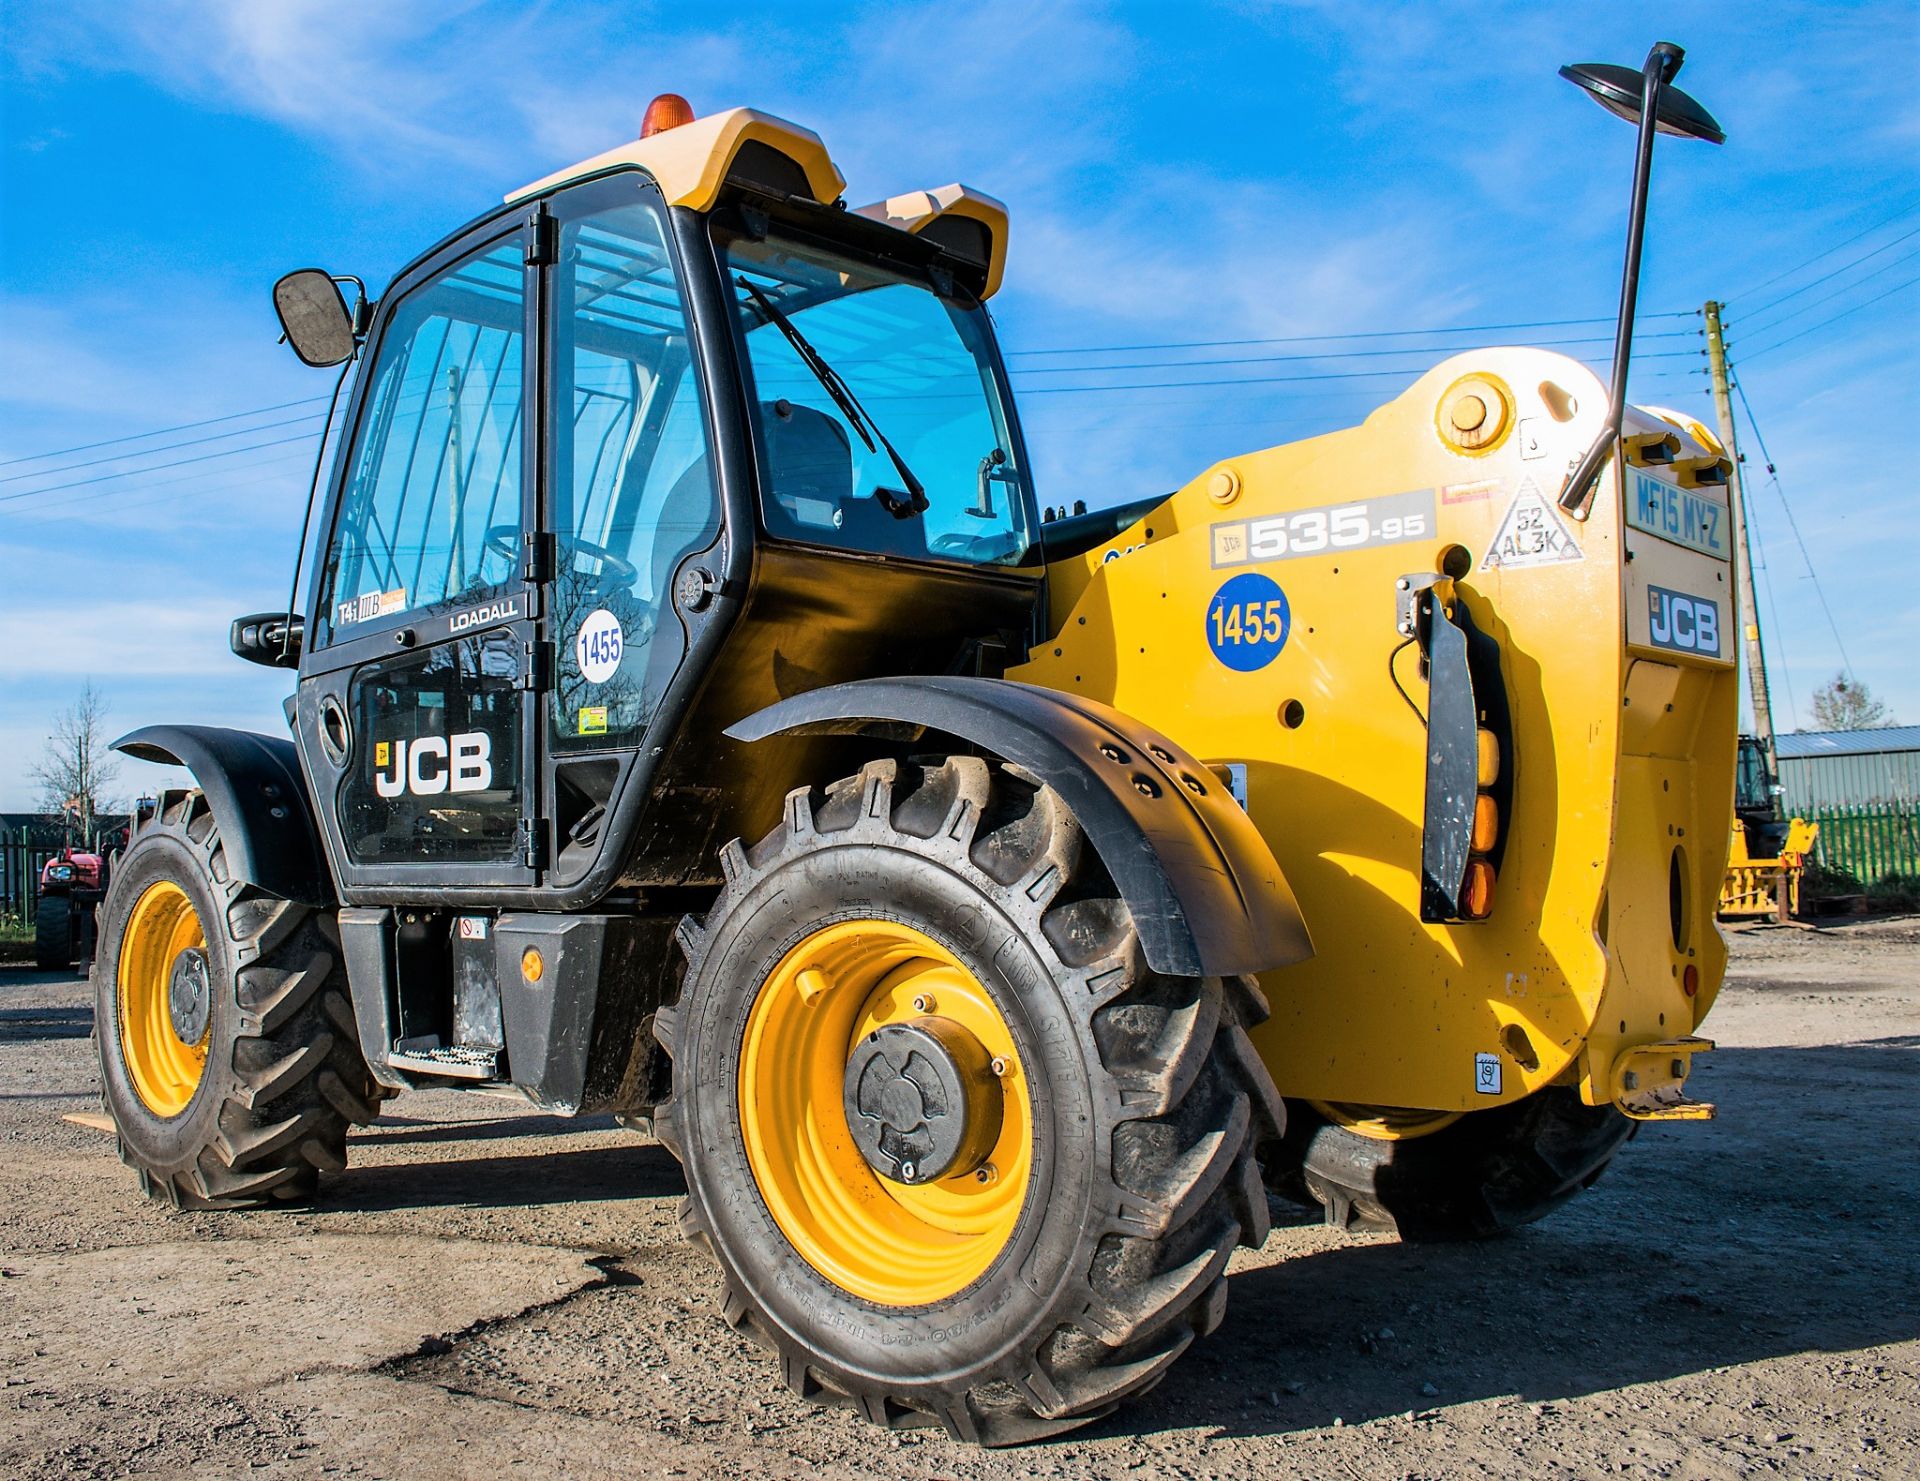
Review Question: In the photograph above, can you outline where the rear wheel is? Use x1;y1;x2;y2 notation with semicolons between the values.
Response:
1272;1089;1636;1241
34;892;74;969
94;791;378;1208
654;756;1282;1445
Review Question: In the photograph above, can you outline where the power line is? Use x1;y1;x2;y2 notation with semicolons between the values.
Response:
0;396;331;469
1001;311;1695;358
1007;335;1698;376
1750;526;1800;731
0;410;328;486
1728;199;1920;303
1729;372;1857;685
1743;234;1920;326
0;430;322;505
3;451;319;526
1737;245;1920;339
1013;361;1702;398
1739;272;1920;363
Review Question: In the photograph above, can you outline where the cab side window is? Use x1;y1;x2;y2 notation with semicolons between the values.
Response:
323;239;525;636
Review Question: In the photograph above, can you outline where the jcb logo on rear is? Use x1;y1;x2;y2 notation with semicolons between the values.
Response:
374;733;494;797
1646;586;1721;658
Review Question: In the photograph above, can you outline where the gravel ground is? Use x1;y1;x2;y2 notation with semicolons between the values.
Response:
3;918;1916;1478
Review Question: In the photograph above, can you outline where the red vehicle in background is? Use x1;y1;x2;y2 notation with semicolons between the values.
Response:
33;799;154;970
35;846;110;969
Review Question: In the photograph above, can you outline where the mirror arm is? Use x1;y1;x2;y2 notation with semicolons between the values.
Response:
334;275;373;339
1559;41;1685;518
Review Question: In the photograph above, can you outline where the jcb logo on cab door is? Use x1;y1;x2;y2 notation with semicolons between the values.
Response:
374;733;494;797
1646;585;1722;658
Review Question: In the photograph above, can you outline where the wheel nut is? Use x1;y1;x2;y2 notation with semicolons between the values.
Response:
975;1163;998;1185
912;993;935;1014
990;1055;1011;1078
899;1161;917;1182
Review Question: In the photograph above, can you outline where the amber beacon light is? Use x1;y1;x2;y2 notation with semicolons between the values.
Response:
641;93;696;137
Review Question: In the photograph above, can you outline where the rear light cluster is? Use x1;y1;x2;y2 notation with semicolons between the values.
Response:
1462;727;1501;919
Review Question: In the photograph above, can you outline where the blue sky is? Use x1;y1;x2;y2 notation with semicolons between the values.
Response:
1;0;1915;809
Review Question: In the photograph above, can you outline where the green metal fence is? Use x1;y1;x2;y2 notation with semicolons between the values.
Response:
1810;802;1920;884
2;826;64;924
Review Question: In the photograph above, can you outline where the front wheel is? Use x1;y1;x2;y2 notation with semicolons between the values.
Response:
1271;1090;1637;1241
93;791;379;1208
653;756;1282;1445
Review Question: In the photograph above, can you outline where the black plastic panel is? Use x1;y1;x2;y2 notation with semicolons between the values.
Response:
727;677;1313;979
112;726;335;904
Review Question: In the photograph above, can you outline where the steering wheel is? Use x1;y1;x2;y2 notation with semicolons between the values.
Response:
481;526;640;600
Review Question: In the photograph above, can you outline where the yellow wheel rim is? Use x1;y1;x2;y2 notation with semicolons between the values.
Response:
738;920;1031;1307
1311;1100;1462;1141
116;881;210;1118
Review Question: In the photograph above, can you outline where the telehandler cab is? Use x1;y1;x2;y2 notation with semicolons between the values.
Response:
97;48;1735;1443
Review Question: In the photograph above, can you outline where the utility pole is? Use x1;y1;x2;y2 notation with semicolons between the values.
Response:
1703;299;1779;814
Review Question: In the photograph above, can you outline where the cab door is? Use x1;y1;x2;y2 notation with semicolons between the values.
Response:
297;220;543;894
533;177;724;880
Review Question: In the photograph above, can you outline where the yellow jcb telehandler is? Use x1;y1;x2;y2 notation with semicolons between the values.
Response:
94;45;1735;1444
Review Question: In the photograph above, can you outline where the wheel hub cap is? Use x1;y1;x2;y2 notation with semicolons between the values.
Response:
843;1018;1002;1185
167;947;212;1047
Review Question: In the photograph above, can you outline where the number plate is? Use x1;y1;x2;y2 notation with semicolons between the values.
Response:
1210;489;1435;568
1625;470;1730;560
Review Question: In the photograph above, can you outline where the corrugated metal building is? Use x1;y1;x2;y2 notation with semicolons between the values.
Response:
1775;726;1920;813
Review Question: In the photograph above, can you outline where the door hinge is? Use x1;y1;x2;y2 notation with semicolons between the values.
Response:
517;819;549;871
522;530;556;585
525;206;558;267
515;638;554;692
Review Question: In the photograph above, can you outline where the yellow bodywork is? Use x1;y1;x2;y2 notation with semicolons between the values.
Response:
1013;348;1739;1115
1720;815;1819;919
507;106;845;212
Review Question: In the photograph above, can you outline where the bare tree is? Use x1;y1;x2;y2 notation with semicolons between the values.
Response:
1810;672;1892;731
30;682;120;848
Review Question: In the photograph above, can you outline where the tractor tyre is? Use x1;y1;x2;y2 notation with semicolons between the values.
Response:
653;756;1282;1445
1271;1090;1636;1242
93;790;379;1208
34;892;74;970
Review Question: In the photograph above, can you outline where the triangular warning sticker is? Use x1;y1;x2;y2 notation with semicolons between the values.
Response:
1481;477;1583;570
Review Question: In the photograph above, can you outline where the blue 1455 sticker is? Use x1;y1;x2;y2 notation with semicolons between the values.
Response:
575;607;625;684
1206;572;1291;672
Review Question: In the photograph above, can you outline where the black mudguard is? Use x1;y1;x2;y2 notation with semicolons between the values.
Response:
113;726;334;905
727;677;1312;979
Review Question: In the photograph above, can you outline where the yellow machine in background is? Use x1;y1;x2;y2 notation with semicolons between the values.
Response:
1722;817;1818;918
1721;735;1818;919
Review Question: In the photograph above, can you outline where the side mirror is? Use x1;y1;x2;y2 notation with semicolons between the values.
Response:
230;610;303;668
272;269;357;368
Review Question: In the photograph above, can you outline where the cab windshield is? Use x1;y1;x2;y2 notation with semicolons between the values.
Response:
722;226;1032;567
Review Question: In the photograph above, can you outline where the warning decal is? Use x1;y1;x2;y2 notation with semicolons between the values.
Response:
1482;477;1583;570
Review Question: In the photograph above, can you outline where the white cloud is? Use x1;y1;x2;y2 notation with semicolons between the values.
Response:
0;594;263;679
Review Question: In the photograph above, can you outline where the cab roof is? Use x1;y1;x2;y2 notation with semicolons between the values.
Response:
505;105;1009;300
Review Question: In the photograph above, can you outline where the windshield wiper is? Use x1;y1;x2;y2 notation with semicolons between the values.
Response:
735;275;928;519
